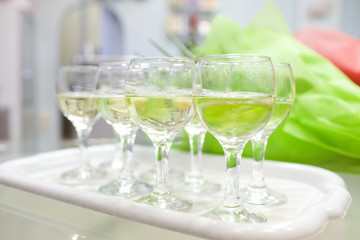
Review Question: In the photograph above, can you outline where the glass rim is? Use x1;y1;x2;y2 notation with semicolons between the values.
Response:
99;62;129;67
197;54;272;63
59;65;98;72
273;61;291;67
130;56;195;64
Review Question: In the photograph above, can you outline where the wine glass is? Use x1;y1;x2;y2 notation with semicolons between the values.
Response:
56;65;107;184
193;54;276;223
95;62;152;197
126;57;195;211
240;62;295;205
171;116;221;194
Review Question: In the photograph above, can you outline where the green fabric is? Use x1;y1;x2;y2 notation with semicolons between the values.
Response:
178;2;360;174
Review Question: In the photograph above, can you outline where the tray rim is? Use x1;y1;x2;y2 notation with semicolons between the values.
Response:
0;145;352;240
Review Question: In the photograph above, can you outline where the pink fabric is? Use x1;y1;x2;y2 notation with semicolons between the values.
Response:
295;28;360;86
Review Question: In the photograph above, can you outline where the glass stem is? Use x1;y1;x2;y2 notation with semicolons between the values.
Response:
222;145;245;209
249;135;269;189
76;128;92;172
185;130;206;184
112;131;123;169
118;131;137;179
153;141;172;195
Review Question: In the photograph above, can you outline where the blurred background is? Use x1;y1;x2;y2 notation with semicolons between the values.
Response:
0;0;359;155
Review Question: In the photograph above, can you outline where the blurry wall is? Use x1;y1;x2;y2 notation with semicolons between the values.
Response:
0;2;24;152
31;0;75;152
342;0;360;37
2;0;359;153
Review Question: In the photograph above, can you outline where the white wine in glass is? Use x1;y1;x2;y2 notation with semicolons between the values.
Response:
126;57;195;212
96;62;152;197
56;92;98;131
240;62;295;206
193;54;276;223
56;66;107;185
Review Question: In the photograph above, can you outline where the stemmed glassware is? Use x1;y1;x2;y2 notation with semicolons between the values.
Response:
95;62;152;197
126;57;195;211
56;65;107;184
193;54;276;222
172;116;220;194
240;62;295;205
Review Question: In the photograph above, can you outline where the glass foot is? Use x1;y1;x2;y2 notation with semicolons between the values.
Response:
172;179;221;195
60;167;107;182
58;167;110;190
139;168;183;185
203;205;267;223
240;186;287;206
99;176;152;198
136;191;192;212
98;159;122;172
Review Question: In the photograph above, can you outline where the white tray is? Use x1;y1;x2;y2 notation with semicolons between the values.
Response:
0;145;352;240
